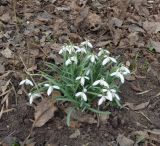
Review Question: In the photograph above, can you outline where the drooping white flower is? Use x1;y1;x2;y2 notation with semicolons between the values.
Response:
102;55;117;65
81;40;93;48
110;71;125;83
44;84;60;96
76;76;89;86
75;88;87;101
65;56;78;66
75;46;87;54
92;79;109;88
86;68;91;76
98;89;120;105
87;54;98;63
119;66;130;75
98;48;110;56
110;65;130;84
28;93;42;104
98;96;106;106
59;45;75;54
19;79;33;86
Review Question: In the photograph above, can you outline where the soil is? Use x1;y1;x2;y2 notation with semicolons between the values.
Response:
0;0;160;146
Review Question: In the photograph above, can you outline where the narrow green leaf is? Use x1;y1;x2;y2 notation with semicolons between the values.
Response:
67;107;75;127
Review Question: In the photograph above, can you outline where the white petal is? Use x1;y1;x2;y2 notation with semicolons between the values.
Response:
29;93;41;104
100;80;109;88
65;59;72;66
76;76;81;80
47;86;53;96
53;86;60;90
91;55;95;63
98;96;106;105
98;49;103;56
109;57;117;63
25;79;33;86
75;92;81;97
92;80;100;86
102;89;108;92
106;91;113;101
114;93;120;100
19;80;26;85
88;42;93;48
102;58;110;65
116;72;125;83
86;69;90;76
110;72;117;76
59;49;63;54
44;84;50;87
85;76;89;80
81;77;85;86
81;93;87;101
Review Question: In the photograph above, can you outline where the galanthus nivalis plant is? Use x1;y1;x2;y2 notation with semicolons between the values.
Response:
20;40;130;126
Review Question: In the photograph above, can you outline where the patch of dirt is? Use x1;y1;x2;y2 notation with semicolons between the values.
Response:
0;0;160;146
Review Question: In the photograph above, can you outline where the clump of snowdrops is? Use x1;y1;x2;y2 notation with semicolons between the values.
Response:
20;40;130;125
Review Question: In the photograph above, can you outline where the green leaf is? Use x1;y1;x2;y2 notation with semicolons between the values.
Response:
66;107;75;127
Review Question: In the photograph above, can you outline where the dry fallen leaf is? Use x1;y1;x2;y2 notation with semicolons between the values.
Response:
0;64;5;74
123;101;149;111
117;134;134;146
143;21;160;34
34;98;57;127
1;48;13;59
69;129;80;139
131;83;143;92
149;40;160;53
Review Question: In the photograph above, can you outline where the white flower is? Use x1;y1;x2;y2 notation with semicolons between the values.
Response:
81;40;93;48
19;79;33;86
75;89;87;101
59;45;75;54
119;66;130;75
87;54;98;63
92;79;109;88
75;46;87;54
98;96;106;106
28;93;42;104
44;84;60;96
110;71;125;83
65;56;78;66
110;66;130;84
86;68;91;76
76;76;89;86
102;55;117;65
98;89;120;105
98;48;110;56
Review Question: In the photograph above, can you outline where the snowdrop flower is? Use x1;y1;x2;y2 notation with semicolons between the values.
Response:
85;68;91;76
110;66;130;84
98;89;120;105
92;78;109;88
44;84;60;96
19;79;33;86
28;93;41;104
98;48;110;56
76;76;89;86
119;66;130;75
75;46;87;54
75;88;87;101
59;45;75;54
81;40;93;48
87;54;98;63
102;55;117;65
65;56;78;66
